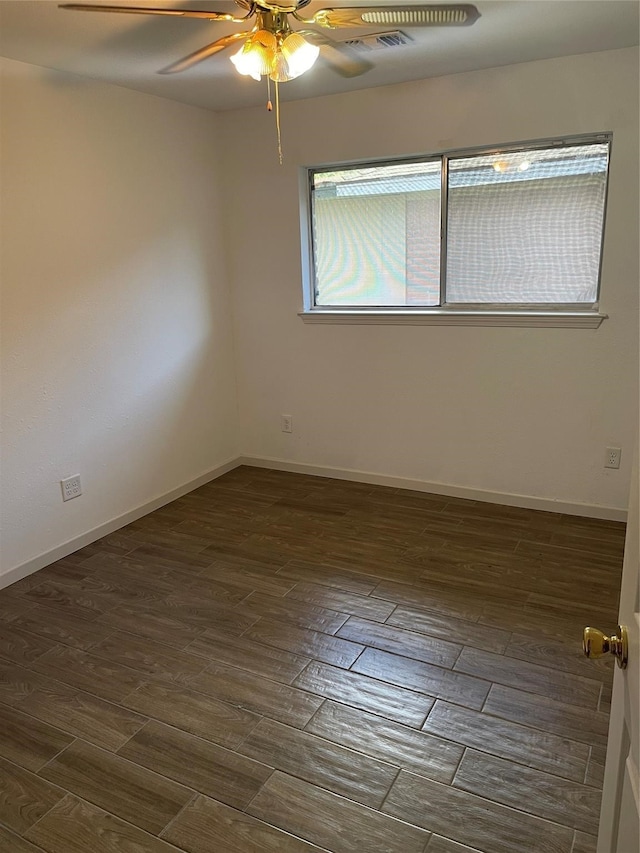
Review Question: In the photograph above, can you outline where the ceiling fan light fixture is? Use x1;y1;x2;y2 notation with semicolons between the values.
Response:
270;48;293;82
280;32;319;79
230;27;318;82
230;29;277;80
229;44;262;80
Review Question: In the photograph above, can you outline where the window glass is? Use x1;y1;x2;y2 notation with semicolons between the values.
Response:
446;144;609;304
312;161;441;306
306;137;610;313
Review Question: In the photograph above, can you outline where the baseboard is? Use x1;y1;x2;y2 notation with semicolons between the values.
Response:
0;457;241;591
238;455;628;522
2;453;626;592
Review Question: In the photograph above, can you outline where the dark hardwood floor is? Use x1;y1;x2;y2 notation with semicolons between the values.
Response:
0;466;625;853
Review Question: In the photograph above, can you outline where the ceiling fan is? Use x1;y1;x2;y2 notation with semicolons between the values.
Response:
59;2;481;82
59;1;480;162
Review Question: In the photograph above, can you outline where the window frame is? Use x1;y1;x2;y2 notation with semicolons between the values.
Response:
299;133;611;327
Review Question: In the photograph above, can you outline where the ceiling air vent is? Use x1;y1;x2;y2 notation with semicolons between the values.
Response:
343;30;413;52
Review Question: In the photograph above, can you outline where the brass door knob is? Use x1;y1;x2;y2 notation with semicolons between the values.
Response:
583;625;628;669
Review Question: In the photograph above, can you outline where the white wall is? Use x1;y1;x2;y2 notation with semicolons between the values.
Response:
221;47;639;516
0;58;239;579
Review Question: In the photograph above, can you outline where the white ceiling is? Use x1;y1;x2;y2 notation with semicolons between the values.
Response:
0;0;638;111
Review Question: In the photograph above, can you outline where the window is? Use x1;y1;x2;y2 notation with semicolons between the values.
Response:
301;135;611;326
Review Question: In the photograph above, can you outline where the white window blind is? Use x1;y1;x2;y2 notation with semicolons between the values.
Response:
446;144;609;304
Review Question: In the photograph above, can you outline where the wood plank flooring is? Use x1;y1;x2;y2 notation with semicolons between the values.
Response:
0;466;625;853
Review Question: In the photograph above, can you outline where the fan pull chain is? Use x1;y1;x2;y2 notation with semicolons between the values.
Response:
266;76;273;112
274;79;283;165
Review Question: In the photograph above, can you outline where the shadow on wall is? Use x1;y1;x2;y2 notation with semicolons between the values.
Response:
1;62;238;573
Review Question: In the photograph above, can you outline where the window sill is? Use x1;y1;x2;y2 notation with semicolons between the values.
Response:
299;310;607;328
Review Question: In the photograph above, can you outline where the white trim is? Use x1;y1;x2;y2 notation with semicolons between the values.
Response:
299;310;607;328
0;457;240;591
2;453;626;592
238;455;627;521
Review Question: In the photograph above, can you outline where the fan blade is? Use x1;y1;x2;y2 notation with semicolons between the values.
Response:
159;30;248;73
59;4;249;23
307;4;480;29
298;29;372;77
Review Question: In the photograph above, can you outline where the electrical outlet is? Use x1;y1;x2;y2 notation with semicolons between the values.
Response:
281;414;293;433
61;475;82;501
605;447;621;469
